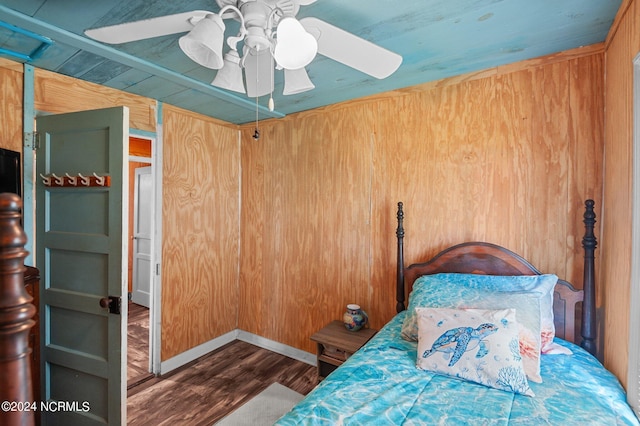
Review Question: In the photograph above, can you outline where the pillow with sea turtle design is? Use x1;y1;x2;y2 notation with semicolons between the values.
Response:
401;273;557;382
402;273;567;354
415;307;534;397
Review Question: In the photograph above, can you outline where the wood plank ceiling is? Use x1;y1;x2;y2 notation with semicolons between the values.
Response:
0;0;622;124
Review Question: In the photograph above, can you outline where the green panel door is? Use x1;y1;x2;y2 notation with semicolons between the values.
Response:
35;107;129;425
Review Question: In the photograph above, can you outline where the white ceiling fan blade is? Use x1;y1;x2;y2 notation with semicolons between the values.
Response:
300;17;402;79
84;10;214;44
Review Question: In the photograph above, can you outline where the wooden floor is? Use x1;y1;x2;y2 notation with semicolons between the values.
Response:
128;301;151;387
126;313;318;425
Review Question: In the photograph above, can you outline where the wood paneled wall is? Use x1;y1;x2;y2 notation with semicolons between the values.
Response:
601;0;639;389
370;55;604;323
0;59;23;152
239;49;604;356
33;68;157;133
161;105;240;360
0;59;157;152
0;38;618;382
239;107;376;347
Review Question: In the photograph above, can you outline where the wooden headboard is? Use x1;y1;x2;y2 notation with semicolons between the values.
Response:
395;200;598;356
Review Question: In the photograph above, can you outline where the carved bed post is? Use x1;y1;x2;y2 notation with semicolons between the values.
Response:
581;199;597;356
0;193;35;426
396;202;405;313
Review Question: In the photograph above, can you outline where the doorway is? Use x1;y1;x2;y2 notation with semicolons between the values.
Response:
35;107;129;424
127;136;154;387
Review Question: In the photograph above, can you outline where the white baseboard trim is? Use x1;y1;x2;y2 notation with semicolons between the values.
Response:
159;330;238;374
158;329;316;375
236;330;316;366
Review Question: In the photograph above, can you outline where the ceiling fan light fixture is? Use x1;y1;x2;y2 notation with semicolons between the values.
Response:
84;2;404;108
273;17;318;70
211;50;246;93
179;13;226;69
283;67;315;95
244;47;274;98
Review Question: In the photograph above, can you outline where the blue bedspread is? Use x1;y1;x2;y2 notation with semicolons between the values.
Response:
277;312;639;425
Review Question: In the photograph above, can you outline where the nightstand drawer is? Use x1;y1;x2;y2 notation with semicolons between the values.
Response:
311;320;377;381
320;343;349;362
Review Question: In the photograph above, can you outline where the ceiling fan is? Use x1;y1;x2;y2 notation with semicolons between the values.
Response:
84;0;402;106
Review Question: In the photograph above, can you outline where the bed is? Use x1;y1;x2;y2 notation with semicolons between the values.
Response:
276;200;639;425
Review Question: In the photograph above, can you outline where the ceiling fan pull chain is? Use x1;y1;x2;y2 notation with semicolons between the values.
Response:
268;54;275;112
254;46;260;140
253;96;260;140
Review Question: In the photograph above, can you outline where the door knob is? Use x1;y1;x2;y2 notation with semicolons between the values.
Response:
99;296;121;314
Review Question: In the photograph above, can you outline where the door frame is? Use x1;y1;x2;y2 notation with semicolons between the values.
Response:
131;165;152;308
628;52;640;416
129;131;162;376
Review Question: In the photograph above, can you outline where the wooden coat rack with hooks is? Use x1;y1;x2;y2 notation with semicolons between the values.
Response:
39;172;111;187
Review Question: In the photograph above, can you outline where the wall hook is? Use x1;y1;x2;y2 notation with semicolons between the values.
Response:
51;173;63;186
65;173;77;186
92;172;105;186
39;173;51;186
78;173;90;186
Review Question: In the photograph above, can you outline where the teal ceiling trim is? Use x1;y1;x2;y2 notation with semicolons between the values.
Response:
0;20;52;61
0;6;284;120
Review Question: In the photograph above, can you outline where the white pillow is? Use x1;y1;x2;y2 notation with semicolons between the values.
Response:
416;307;534;396
402;273;555;382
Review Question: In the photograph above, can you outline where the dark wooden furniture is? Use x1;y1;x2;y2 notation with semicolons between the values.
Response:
23;266;39;408
310;320;377;380
395;199;598;357
0;193;36;426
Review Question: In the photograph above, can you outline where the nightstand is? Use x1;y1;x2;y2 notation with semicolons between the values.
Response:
310;320;377;380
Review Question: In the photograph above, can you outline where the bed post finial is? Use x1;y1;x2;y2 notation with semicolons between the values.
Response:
396;202;405;313
581;199;597;356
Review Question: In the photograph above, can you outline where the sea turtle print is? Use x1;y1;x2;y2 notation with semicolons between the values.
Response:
421;323;498;367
